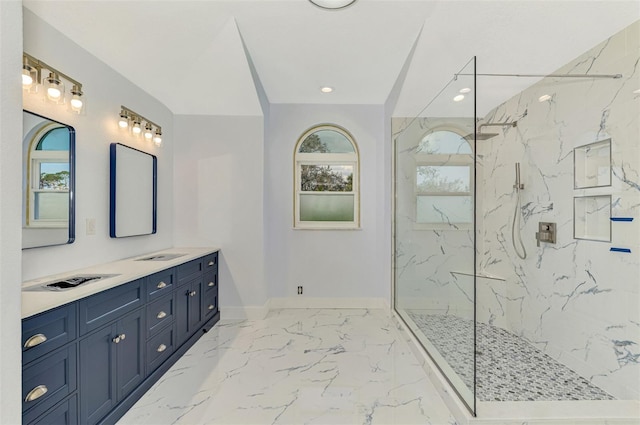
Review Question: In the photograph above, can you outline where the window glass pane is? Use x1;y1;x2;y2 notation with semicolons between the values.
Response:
39;162;70;190
34;192;69;220
417;130;471;154
300;194;354;221
36;127;70;151
417;195;472;223
299;130;355;153
417;165;469;192
301;165;353;192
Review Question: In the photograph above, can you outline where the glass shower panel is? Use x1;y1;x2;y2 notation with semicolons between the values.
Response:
394;57;477;413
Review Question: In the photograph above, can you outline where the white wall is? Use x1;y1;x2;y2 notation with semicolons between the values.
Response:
265;104;390;304
173;115;267;315
0;2;24;423
21;10;174;281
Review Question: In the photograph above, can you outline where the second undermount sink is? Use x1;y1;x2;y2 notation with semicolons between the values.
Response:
41;274;120;291
135;253;186;262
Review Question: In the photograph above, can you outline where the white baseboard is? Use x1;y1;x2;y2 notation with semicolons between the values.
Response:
219;297;389;320
267;297;389;310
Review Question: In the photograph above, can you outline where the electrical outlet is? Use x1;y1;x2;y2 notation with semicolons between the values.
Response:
86;218;96;235
297;286;303;295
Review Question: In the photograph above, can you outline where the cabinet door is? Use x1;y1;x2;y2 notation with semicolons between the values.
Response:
79;324;116;425
176;279;203;346
116;309;145;401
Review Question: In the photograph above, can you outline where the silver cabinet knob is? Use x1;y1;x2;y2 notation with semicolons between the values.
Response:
25;385;48;402
208;261;214;266
189;291;197;297
120;333;126;341
208;305;214;310
112;336;121;344
157;281;167;289
157;344;167;353
24;333;47;349
157;311;167;319
208;281;215;287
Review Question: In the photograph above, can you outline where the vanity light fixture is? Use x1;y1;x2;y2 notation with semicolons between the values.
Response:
118;106;163;147
22;52;85;113
309;0;357;9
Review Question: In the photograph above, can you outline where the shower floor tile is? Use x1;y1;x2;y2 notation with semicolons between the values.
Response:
407;312;615;402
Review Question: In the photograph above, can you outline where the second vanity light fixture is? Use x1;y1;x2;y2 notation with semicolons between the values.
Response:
118;106;162;146
23;52;85;113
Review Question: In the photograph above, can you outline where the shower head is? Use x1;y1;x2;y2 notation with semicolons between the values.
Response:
463;121;517;141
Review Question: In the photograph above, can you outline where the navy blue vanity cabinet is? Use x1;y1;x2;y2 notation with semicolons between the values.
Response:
22;303;77;365
146;269;175;301
79;307;145;425
176;275;204;346
29;395;78;425
203;270;219;321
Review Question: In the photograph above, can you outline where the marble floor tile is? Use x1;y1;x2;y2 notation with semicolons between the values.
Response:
118;309;457;425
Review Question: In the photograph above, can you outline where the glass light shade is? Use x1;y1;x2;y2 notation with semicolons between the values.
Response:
132;122;142;134
118;113;129;128
153;131;162;146
22;67;35;88
143;124;153;140
45;73;64;102
70;86;83;113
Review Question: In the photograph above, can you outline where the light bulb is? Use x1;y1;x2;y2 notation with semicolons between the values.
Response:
132;122;142;134
118;113;129;128
153;130;162;146
70;85;83;112
47;86;61;100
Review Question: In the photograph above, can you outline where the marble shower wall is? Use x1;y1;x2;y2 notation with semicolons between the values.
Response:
478;21;639;400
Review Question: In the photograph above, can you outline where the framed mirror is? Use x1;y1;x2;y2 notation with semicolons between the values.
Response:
110;143;157;238
22;110;75;249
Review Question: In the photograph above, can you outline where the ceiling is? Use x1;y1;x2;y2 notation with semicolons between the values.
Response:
23;1;640;117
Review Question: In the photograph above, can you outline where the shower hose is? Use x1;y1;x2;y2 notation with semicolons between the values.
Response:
512;188;527;259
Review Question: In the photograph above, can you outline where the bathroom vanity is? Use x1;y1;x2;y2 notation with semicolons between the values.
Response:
21;248;220;425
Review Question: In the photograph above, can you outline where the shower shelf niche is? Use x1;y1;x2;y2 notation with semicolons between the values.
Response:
574;195;611;242
573;139;611;189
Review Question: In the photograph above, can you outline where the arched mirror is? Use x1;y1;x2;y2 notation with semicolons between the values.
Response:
22;110;75;249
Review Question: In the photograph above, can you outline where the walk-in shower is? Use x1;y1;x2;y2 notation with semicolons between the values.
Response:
393;20;639;423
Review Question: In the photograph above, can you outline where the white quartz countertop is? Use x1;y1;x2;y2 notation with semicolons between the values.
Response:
22;247;219;319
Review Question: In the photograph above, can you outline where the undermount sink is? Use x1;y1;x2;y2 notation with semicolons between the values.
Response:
135;253;186;261
31;274;120;291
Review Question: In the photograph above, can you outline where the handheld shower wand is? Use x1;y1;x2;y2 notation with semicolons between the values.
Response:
512;163;527;259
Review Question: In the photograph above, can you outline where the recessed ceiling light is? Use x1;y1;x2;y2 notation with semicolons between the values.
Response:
321;86;334;93
459;88;471;94
309;0;357;10
538;94;552;102
453;94;465;102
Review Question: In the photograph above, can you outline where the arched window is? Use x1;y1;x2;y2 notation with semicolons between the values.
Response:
27;124;70;227
294;125;359;229
415;129;473;228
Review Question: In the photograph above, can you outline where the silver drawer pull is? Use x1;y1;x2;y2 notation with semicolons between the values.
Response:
25;385;48;403
120;333;126;341
208;281;215;287
24;333;48;349
157;281;167;289
157;311;167;319
208;305;214;310
189;291;197;297
112;336;121;344
208;261;214;266
157;344;167;353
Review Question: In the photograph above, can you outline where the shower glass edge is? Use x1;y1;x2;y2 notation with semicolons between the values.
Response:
392;56;477;416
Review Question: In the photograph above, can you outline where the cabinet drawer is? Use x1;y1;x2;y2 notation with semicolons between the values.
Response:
79;279;143;335
23;304;77;365
23;345;77;423
203;291;218;319
146;325;175;373
147;294;175;337
177;259;202;284
28;394;77;425
146;269;175;301
203;252;218;270
203;271;218;293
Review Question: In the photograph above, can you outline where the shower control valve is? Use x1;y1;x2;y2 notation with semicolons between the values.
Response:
536;222;556;247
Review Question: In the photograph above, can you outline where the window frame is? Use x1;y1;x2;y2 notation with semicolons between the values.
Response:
293;124;360;230
414;128;473;230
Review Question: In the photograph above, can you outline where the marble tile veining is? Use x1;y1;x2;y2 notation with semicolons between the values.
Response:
118;309;457;425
